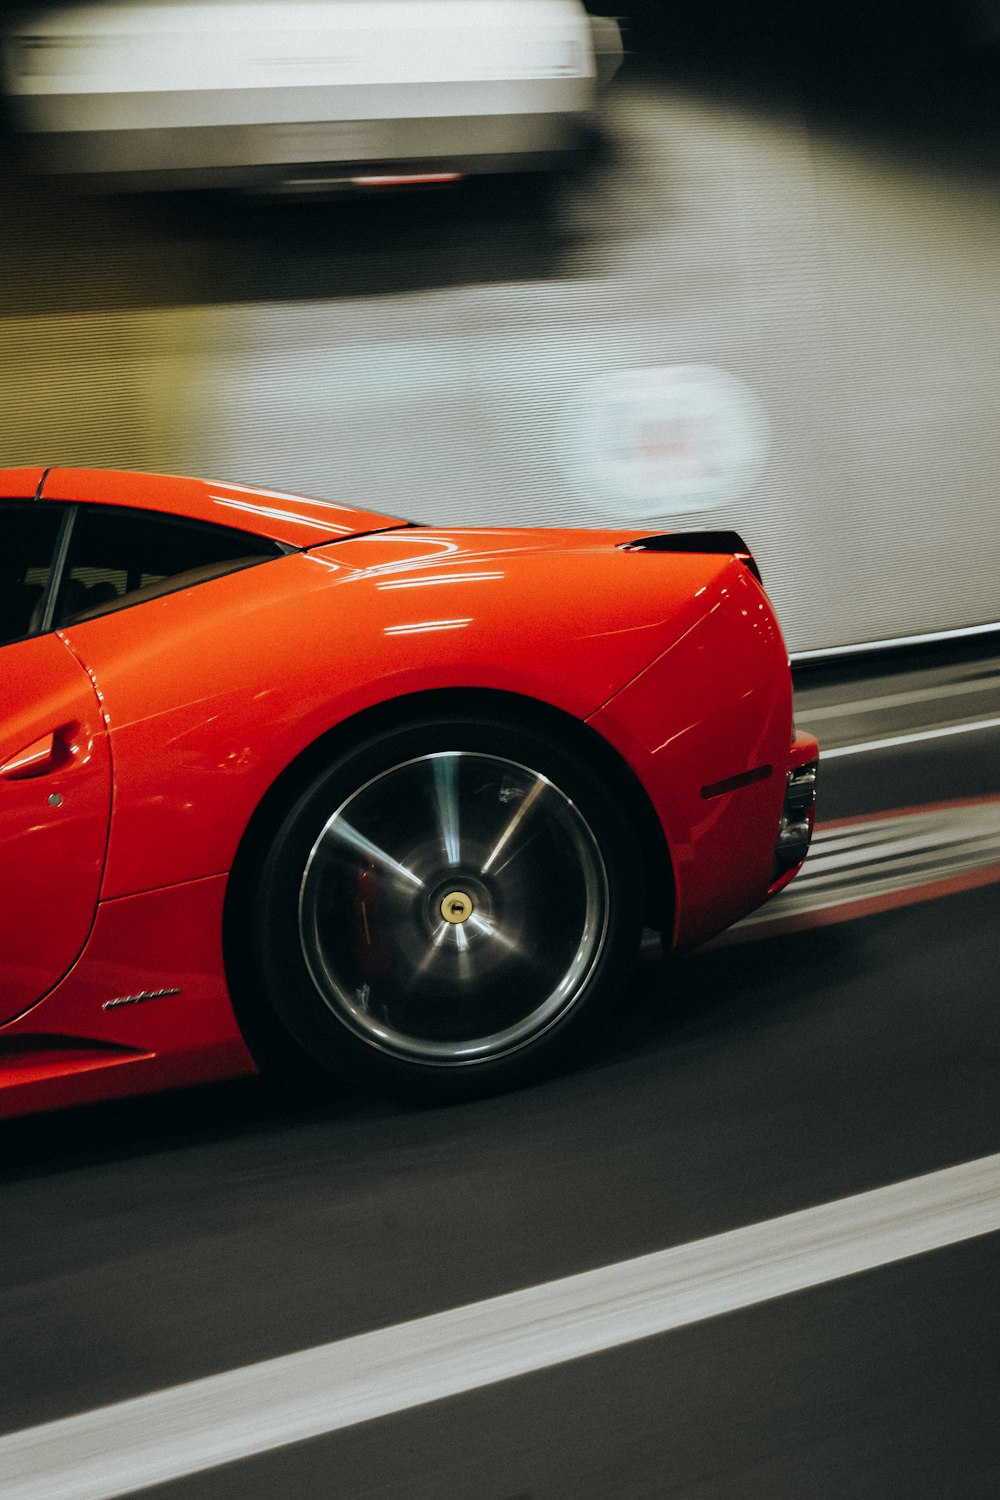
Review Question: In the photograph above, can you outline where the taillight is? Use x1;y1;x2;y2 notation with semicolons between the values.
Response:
772;759;819;882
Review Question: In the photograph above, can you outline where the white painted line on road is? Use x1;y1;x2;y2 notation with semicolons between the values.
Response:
2;1154;1000;1500
820;715;1000;757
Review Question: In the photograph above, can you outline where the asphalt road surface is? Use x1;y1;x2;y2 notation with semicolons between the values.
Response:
1;641;998;1499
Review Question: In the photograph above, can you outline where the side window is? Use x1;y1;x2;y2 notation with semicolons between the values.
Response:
55;505;285;627
0;501;65;647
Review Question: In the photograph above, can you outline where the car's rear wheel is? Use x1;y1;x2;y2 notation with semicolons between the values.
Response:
253;716;643;1102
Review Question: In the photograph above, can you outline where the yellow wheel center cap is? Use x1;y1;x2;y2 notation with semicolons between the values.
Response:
440;890;474;924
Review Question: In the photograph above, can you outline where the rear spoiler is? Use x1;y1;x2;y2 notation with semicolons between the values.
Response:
617;530;762;585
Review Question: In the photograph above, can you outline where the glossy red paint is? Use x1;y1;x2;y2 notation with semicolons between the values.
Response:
0;467;817;1118
59;532;738;899
588;560;796;949
0;468;46;500
0;633;111;1021
0;876;254;1116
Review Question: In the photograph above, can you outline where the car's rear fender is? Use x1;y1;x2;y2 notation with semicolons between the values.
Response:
63;540;729;900
222;683;676;944
588;558;795;950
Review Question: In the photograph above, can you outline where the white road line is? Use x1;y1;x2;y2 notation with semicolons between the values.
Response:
819;715;1000;757
2;1155;1000;1500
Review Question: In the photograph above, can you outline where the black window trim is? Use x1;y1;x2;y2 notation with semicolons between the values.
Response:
35;504;76;636
2;496;295;646
51;502;292;630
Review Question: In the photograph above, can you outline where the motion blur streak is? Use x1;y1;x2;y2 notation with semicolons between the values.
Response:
801;673;1000;722
2;0;619;189
715;797;1000;943
791;624;1000;663
822;718;1000;758
1;1153;998;1500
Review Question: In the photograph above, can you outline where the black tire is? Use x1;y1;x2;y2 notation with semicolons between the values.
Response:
252;714;643;1103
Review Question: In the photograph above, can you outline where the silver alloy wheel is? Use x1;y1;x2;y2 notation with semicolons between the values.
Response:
297;751;609;1064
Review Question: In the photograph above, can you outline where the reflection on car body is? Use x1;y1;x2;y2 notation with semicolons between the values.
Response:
0;466;817;1120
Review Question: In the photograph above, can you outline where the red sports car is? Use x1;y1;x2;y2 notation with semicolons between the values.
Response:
0;467;817;1117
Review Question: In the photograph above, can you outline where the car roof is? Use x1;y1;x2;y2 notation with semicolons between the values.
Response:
0;468;47;499
0;468;403;550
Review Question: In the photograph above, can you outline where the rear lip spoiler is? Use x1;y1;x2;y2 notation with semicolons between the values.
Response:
617;530;762;585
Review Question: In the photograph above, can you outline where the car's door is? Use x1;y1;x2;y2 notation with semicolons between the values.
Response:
0;501;112;1022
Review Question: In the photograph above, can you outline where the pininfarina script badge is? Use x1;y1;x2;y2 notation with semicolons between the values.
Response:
102;988;181;1011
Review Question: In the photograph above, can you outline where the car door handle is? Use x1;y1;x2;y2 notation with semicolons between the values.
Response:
0;732;60;780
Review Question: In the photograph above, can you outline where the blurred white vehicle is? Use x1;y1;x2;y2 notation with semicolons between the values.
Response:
2;0;623;190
